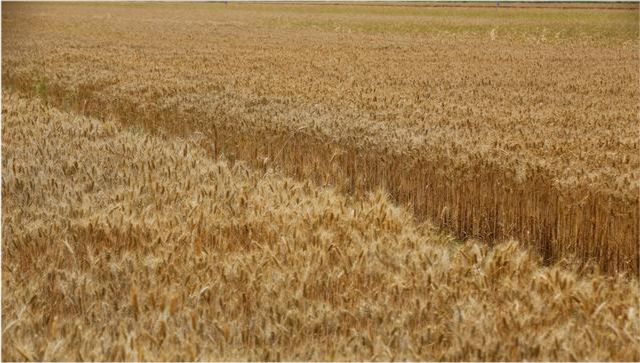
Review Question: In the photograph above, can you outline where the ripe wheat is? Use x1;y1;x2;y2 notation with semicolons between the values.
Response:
2;91;639;361
3;2;638;274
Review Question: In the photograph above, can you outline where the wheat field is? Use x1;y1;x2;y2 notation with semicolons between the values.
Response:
4;2;639;275
2;2;639;361
3;91;639;361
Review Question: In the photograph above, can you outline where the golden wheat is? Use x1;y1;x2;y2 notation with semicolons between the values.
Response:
2;2;638;274
2;91;639;361
2;3;640;361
